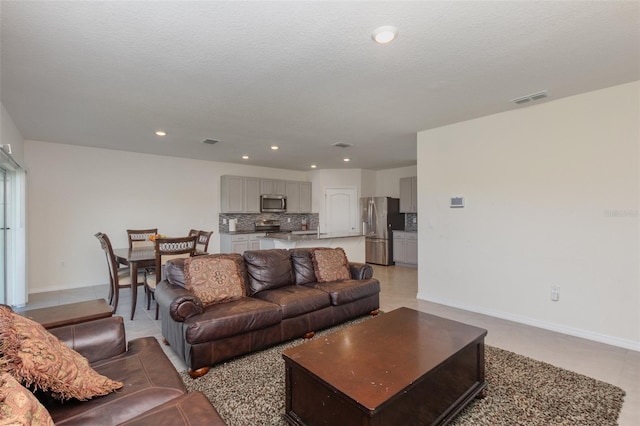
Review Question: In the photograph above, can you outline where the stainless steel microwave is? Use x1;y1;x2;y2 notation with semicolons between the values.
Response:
260;194;287;212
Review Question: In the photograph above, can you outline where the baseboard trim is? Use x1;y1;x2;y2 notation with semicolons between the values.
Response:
417;292;640;352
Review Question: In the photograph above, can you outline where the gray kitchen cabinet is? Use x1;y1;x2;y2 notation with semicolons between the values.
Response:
299;182;312;213
260;179;286;195
221;175;261;213
244;177;260;213
285;181;312;213
399;176;417;213
220;233;265;254
221;175;245;212
285;181;300;212
393;231;417;267
222;175;310;213
260;179;287;195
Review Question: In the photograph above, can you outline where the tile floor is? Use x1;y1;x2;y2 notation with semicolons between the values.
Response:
18;265;639;425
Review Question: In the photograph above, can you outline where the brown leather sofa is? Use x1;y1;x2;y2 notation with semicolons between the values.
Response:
42;316;226;426
155;248;380;378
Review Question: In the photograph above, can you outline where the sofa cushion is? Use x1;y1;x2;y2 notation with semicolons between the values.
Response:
0;305;123;402
164;258;187;287
184;254;246;306
184;297;282;344
45;337;186;426
290;248;317;285
253;286;331;319
243;249;294;295
0;372;54;426
306;278;381;306
311;247;351;283
118;392;226;426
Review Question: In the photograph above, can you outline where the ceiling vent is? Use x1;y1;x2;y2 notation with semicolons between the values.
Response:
511;90;548;105
201;139;220;145
332;142;352;148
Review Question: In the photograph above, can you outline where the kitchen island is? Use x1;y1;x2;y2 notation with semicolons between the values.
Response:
260;231;365;263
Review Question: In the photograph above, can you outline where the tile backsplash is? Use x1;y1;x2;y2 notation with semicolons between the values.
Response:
219;213;319;233
405;213;418;232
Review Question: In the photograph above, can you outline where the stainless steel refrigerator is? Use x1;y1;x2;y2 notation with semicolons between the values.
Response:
360;197;405;265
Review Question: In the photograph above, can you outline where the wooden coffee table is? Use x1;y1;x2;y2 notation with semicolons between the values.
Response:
282;307;487;425
19;299;113;329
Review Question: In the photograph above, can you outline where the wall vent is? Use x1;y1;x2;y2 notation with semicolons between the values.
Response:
201;139;220;145
512;90;548;105
332;142;352;148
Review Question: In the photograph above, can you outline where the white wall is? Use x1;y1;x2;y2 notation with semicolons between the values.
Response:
417;81;639;350
1;103;25;166
24;140;307;293
375;165;417;198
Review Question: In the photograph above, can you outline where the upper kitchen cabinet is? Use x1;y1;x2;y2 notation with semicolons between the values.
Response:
244;177;260;212
220;175;261;213
260;179;286;195
399;176;418;213
285;181;312;213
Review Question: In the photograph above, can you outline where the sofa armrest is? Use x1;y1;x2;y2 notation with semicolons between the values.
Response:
49;316;126;363
156;280;204;322
117;391;226;426
349;262;373;280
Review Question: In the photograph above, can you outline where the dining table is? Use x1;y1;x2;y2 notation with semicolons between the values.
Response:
113;247;209;320
113;247;156;320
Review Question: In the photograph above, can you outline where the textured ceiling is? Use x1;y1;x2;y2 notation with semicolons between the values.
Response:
1;1;638;171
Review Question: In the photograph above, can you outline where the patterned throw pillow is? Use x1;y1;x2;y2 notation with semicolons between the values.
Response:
0;372;54;426
0;305;123;401
184;254;246;306
311;247;351;283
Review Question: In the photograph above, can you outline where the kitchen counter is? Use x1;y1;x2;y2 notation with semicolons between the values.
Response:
259;232;365;262
261;231;364;241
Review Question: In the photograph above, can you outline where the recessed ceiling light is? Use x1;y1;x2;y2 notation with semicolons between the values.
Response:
155;131;166;136
372;26;398;44
310;164;317;169
242;155;249;160
271;145;279;150
343;158;350;162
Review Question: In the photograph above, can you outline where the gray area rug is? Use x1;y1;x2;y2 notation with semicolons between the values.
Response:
180;316;625;425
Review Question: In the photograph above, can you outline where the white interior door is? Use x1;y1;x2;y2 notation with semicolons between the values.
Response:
324;187;358;234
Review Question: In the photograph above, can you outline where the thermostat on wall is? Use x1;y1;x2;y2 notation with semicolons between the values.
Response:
450;196;465;208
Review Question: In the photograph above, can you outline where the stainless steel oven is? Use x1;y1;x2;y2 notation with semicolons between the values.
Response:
260;194;287;212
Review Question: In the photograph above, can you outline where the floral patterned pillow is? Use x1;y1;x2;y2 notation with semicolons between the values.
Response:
0;305;123;401
184;254;246;306
0;372;54;425
311;247;351;282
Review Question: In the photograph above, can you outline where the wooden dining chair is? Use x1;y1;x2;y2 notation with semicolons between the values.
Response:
127;228;158;249
188;229;199;237
95;232;146;314
144;235;197;319
196;230;213;253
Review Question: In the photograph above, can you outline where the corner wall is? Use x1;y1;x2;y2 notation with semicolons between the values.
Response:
417;81;639;349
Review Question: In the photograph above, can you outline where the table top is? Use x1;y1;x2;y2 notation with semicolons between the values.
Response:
282;307;487;410
113;247;155;262
113;247;208;263
19;299;113;329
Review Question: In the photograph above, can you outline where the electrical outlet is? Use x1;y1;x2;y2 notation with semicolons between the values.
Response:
223;218;227;224
551;286;560;302
287;218;291;223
